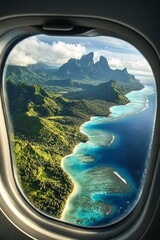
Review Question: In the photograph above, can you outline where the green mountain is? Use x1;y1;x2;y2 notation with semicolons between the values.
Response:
5;54;142;218
6;63;57;85
65;80;130;105
57;52;143;89
7;80;114;218
6;52;143;92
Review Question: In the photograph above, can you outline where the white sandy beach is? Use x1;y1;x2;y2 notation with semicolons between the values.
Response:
60;172;80;220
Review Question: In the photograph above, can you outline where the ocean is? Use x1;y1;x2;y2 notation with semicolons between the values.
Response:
61;85;156;227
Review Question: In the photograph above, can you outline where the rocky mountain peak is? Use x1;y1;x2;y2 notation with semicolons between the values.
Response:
122;67;128;73
79;52;94;67
56;52;143;89
99;55;110;68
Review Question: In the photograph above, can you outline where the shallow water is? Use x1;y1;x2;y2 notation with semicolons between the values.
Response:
61;85;156;227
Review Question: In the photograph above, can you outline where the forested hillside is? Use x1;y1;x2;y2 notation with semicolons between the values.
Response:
6;80;113;217
5;50;141;217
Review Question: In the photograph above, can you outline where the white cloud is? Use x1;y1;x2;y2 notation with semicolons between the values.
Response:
7;35;154;80
109;58;123;68
8;36;86;66
93;49;153;79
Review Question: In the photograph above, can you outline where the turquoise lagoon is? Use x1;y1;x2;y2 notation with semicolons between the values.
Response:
61;85;156;227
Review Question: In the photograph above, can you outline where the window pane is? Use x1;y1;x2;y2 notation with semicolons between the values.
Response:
4;35;156;227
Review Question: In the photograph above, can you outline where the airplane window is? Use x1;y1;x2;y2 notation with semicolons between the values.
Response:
3;35;156;227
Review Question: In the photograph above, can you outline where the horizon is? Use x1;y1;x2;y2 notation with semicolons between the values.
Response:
6;35;154;82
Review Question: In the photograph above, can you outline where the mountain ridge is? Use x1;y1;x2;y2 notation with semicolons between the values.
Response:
6;52;144;92
57;52;143;87
65;80;130;105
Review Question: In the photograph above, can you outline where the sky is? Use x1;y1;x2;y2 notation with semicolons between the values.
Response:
7;35;154;81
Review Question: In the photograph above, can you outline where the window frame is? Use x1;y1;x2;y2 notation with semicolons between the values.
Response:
0;16;160;240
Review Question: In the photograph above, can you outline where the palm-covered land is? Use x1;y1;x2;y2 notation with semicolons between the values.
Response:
5;52;144;218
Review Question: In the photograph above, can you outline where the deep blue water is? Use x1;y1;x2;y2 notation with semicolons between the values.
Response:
61;85;156;227
84;93;156;188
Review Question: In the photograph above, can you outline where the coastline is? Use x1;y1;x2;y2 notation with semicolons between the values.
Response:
60;84;154;223
89;86;152;124
60;112;116;220
60;125;88;220
108;85;152;121
60;176;79;220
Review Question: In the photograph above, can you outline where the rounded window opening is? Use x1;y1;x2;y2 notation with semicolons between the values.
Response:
3;35;157;227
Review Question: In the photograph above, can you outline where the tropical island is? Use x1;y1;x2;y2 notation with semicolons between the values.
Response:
5;52;144;219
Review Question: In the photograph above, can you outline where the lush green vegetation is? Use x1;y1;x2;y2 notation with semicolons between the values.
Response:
6;52;144;91
65;80;130;104
7;80;113;218
6;63;58;85
5;51;144;219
